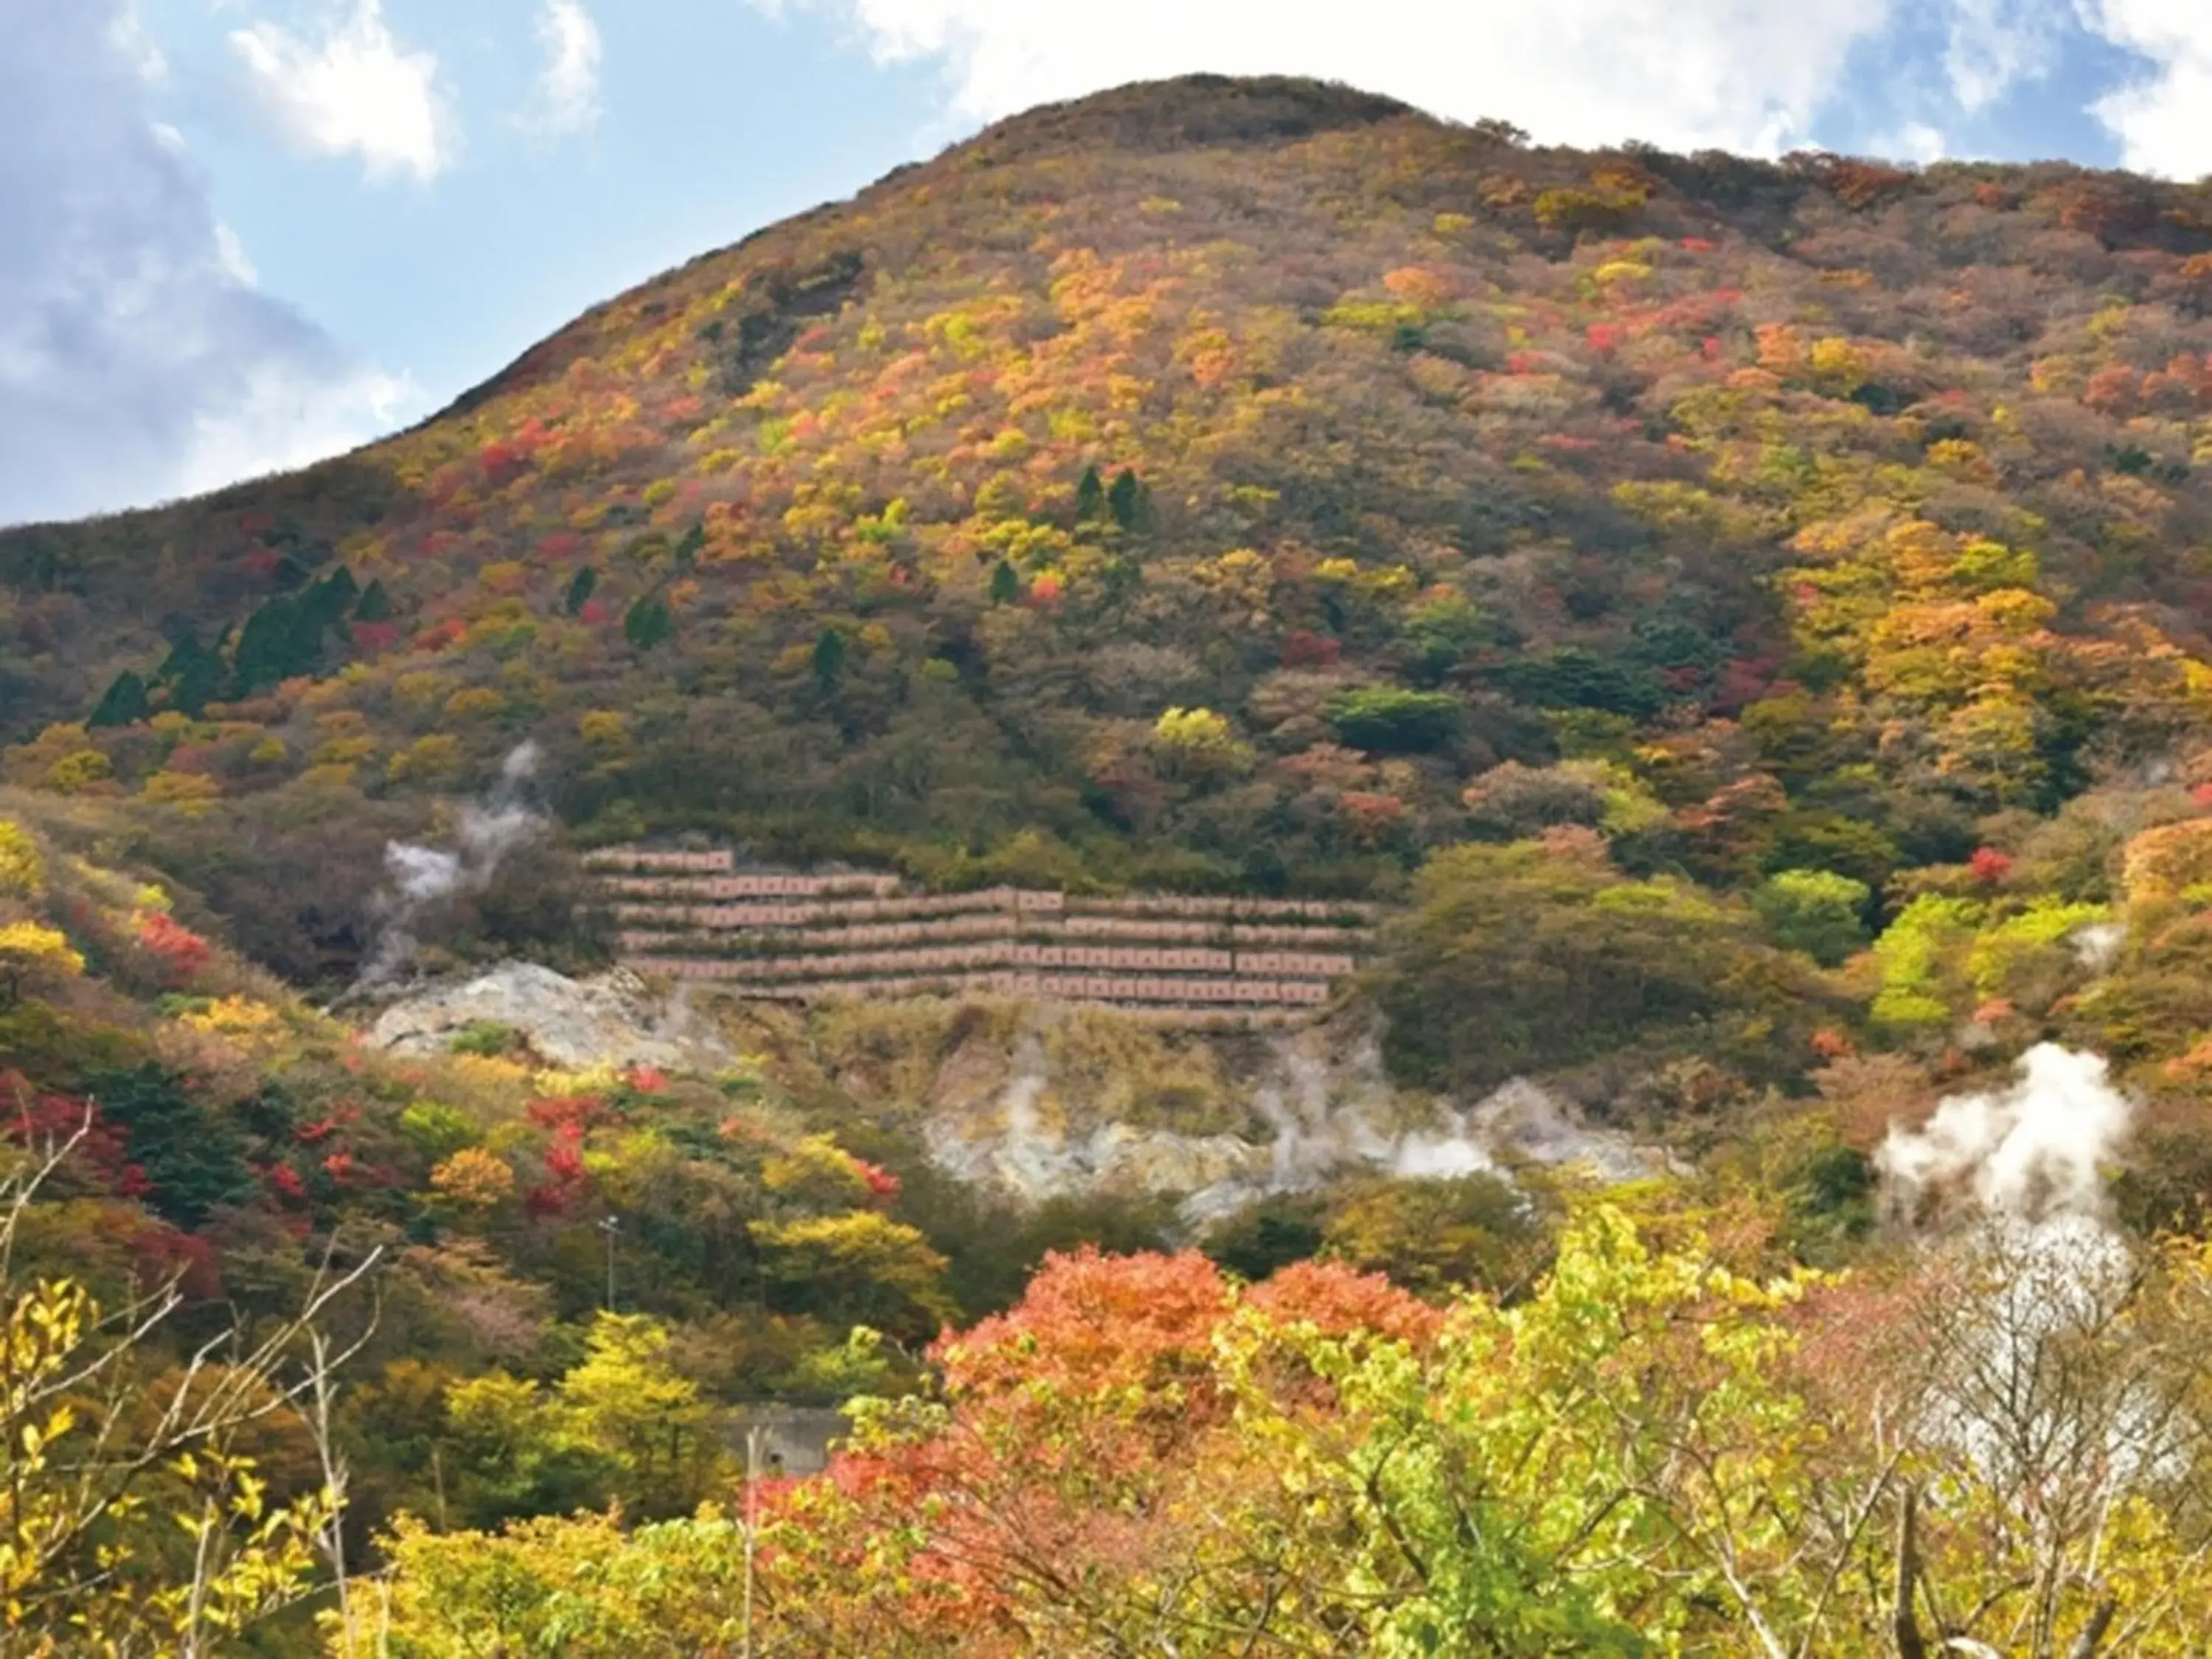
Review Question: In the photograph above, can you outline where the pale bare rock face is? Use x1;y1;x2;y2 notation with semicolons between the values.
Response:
1179;1032;1666;1221
367;961;733;1071
920;1029;1267;1207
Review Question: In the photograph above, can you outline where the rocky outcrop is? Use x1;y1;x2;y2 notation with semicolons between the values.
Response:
924;1032;1268;1206
363;961;734;1071
360;965;1665;1223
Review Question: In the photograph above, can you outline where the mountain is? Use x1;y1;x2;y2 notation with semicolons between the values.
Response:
18;76;2212;1649
10;74;2212;1044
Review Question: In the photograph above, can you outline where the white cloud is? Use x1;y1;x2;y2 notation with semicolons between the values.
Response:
1944;0;2062;114
214;223;260;287
0;1;421;527
2078;0;2212;177
1877;119;1952;163
230;0;453;182
522;0;603;136
179;360;422;501
748;0;1896;155
108;4;169;83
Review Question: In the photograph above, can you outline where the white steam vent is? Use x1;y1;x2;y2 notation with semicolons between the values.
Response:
1877;1043;2133;1225
354;742;547;991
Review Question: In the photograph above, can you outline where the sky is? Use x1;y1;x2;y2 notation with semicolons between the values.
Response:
4;0;2211;530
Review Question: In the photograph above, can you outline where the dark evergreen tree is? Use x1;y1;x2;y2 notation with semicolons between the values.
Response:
1107;467;1150;531
305;566;358;624
228;569;358;696
1200;1194;1326;1281
88;669;149;729
83;1064;254;1231
988;560;1022;605
354;578;396;622
1075;464;1106;522
158;630;226;717
624;596;673;651
566;566;599;616
228;596;298;696
1323;686;1461;753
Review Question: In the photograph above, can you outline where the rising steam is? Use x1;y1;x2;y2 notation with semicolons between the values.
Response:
1877;1043;2134;1225
1876;1044;2171;1497
352;742;546;992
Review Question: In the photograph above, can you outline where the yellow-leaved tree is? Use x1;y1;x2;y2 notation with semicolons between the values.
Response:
0;820;43;900
0;920;81;1006
360;1203;2212;1658
0;1121;378;1655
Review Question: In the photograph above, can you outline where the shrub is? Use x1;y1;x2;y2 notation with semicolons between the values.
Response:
448;1020;519;1058
1324;687;1460;753
136;911;212;984
1375;839;1832;1091
432;1148;518;1209
1752;869;1872;967
0;820;44;899
0;921;84;1004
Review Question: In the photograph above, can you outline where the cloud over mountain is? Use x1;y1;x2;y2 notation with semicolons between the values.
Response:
0;1;413;528
751;0;1896;154
756;0;2212;173
2081;0;2212;175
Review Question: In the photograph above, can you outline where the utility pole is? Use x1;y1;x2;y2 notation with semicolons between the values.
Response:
742;1422;768;1658
598;1214;620;1312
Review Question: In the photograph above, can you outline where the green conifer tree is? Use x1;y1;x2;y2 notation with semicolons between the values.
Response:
1107;467;1150;532
354;579;396;622
1076;464;1106;521
566;567;599;617
159;630;226;717
88;669;149;729
624;597;672;651
229;597;297;696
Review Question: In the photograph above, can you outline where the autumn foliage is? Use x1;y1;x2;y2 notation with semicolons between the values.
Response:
13;74;2212;1654
12;77;2212;1004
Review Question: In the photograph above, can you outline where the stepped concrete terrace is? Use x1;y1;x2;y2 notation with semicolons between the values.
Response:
584;844;1381;1026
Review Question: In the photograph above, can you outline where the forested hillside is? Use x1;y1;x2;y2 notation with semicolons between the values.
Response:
13;75;2212;981
14;73;2212;1652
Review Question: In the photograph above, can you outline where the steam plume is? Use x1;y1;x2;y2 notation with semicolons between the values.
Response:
353;742;546;992
2072;921;2126;972
1877;1046;2167;1498
1877;1043;2133;1225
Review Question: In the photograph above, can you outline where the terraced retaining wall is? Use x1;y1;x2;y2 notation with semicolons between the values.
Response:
585;845;1378;1024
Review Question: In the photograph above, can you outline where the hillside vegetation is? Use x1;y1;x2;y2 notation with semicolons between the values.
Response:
0;794;1283;1649
14;74;2212;1652
11;78;2212;970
